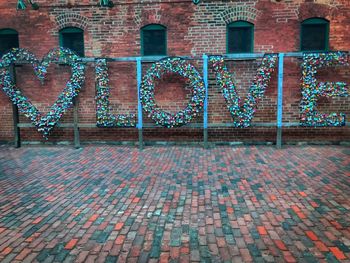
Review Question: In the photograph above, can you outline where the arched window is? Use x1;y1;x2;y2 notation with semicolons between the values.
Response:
141;24;167;56
0;29;19;57
59;27;84;57
301;18;329;51
227;21;254;53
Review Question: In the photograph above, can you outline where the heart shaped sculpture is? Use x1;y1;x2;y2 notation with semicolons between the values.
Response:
0;48;85;138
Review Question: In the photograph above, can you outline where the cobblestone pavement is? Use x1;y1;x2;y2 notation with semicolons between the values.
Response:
0;146;349;263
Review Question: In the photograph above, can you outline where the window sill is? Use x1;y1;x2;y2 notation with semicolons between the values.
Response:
225;53;264;60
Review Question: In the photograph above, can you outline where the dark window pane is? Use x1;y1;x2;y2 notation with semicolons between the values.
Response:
301;24;327;51
0;34;19;57
228;27;252;53
143;29;166;56
61;32;84;57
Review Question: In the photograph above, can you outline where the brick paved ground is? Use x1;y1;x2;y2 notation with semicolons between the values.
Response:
0;145;349;263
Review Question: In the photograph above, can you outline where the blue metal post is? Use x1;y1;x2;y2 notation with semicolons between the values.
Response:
203;54;209;148
136;57;143;150
277;53;284;148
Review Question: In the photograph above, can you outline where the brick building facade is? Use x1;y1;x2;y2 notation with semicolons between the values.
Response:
0;0;349;145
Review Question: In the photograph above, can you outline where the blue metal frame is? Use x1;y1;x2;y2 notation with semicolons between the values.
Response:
136;57;142;130
276;53;285;148
203;54;209;148
13;51;349;149
277;53;284;129
203;54;208;129
136;57;143;150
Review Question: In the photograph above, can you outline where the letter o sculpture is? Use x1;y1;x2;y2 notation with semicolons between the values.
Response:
140;57;205;128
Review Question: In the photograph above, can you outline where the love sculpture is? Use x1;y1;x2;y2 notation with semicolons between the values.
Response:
0;48;349;138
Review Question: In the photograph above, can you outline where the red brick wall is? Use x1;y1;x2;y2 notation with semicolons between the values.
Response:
0;0;349;144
